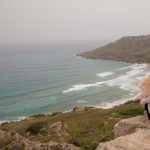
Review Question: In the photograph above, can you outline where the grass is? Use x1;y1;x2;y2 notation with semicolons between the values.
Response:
0;101;144;150
0;137;15;150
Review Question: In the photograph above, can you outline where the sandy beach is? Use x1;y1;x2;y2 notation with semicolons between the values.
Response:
139;77;150;99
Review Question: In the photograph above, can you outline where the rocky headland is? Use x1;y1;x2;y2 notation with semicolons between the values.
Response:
77;35;150;64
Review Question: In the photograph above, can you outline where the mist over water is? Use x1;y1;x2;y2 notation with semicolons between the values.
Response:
0;42;149;122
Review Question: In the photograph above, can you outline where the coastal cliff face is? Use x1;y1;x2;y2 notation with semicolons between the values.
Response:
77;35;150;63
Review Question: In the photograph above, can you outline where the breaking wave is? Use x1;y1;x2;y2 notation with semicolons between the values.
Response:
77;100;88;104
94;95;139;109
97;72;114;77
62;63;149;94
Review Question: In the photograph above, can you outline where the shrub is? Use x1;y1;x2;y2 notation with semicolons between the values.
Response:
68;137;80;147
118;106;144;117
25;121;47;135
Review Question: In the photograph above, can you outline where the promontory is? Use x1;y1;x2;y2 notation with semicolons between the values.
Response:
77;35;150;63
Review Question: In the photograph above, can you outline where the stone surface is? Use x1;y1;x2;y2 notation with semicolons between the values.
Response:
9;140;80;150
49;121;69;137
96;128;150;150
0;129;80;150
113;116;148;137
0;129;22;140
96;116;150;150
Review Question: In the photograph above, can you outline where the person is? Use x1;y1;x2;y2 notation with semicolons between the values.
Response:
140;95;150;120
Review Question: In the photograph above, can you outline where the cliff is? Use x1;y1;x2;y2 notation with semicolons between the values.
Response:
77;35;150;63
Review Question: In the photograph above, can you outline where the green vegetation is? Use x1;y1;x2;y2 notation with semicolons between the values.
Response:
25;121;47;135
78;35;150;63
0;101;144;150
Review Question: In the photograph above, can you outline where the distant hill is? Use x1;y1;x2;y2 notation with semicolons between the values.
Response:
77;35;150;63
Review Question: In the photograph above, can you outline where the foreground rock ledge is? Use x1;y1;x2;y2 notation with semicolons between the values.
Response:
96;116;150;150
113;115;150;137
96;128;150;150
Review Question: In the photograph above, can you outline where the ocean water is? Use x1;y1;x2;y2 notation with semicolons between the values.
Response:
0;42;149;122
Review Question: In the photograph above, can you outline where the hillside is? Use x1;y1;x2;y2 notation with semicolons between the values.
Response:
77;35;150;63
0;101;143;150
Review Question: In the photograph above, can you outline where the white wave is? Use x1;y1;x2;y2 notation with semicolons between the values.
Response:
106;63;148;92
94;97;134;109
77;100;88;104
97;72;114;77
0;120;10;124
62;82;105;93
118;64;141;71
62;63;149;94
0;116;27;125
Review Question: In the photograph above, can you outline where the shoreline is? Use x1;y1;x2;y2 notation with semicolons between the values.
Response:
138;77;150;99
1;64;150;125
0;78;148;125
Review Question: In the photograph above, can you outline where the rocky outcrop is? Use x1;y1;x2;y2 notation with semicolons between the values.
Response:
96;116;150;150
0;129;80;150
0;129;22;140
113;115;149;137
96;128;150;150
49;121;69;137
9;140;80;150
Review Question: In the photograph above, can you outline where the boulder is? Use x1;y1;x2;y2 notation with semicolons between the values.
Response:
49;121;69;137
96;128;150;150
113;116;150;137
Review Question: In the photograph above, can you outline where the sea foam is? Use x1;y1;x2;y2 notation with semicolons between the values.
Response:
97;72;114;77
62;64;149;94
77;100;88;104
94;96;137;109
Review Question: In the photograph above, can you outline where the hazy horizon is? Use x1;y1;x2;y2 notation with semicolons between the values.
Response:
0;0;150;45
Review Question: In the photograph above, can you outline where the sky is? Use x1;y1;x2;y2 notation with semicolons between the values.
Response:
0;0;150;44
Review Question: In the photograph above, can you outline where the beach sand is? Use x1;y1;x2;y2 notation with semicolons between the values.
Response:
139;77;150;99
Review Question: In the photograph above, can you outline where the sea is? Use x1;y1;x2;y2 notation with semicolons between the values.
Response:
0;41;150;123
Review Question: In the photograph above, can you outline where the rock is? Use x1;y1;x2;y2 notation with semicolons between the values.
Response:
0;129;22;140
40;127;49;135
49;121;69;137
113;116;150;137
9;140;80;150
0;129;80;150
8;139;40;150
96;128;150;150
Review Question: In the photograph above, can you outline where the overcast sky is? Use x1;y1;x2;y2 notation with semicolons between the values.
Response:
0;0;150;44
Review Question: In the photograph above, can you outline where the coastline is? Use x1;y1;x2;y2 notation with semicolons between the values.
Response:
1;76;149;125
1;58;150;124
